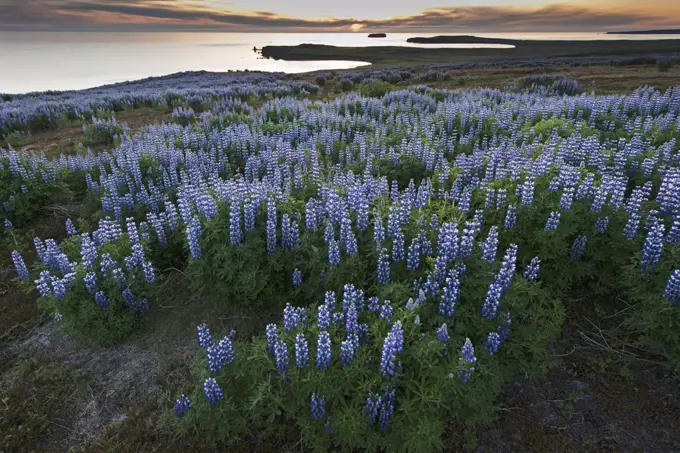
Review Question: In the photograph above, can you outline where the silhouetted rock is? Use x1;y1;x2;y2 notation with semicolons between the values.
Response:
368;33;387;38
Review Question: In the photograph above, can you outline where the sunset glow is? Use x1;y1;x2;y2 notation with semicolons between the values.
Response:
1;0;679;32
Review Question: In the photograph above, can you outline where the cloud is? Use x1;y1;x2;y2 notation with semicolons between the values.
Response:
0;0;677;31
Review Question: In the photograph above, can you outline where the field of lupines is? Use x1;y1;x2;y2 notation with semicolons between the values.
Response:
2;69;680;451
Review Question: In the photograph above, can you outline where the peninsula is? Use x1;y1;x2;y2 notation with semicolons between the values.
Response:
606;29;680;35
261;37;680;66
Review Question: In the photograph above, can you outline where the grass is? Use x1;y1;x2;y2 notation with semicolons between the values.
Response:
0;106;172;158
1;65;680;452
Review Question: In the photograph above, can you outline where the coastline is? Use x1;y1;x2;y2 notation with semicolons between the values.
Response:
261;38;680;65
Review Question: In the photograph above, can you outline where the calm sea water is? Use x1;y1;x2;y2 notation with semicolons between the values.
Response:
1;32;679;94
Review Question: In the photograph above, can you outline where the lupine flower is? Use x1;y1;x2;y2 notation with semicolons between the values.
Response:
558;187;575;211
94;290;109;308
439;274;460;317
429;214;440;232
316;331;331;370
122;288;149;312
80;234;98;270
667;213;680;244
310;393;327;420
367;296;380;312
378;389;396;432
292;268;302;286
379;300;393;322
484;332;502;355
295;334;309;369
283;303;306;332
11;251;29;280
207;336;236;373
591;187;608;212
99;252;115;274
496;189;507;210
480;226;499;264
519;178;535;207
380;321;404;379
459;222;476;258
305;200;318;232
332;312;344;326
174;394;192;418
459;338;476;383
407;236;421;271
437;323;449;343
524;256;541;281
594;216;610;234
197;322;213;349
266;201;277;255
328;238;340;266
374;214;385;249
663;270;680;307
345;303;359;341
392;230;405;262
324;221;335;244
481;282;502;321
324;290;336;312
317;303;331;330
623;213;641;240
641;222;665;273
142;260;155;284
544;211;561;231
265;323;278;355
339;339;357;367
364;392;381;426
569;235;588;260
186;216;202;259
65;218;77;236
274;339;289;375
281;214;291;249
84;272;97;294
229;201;243;245
377;248;390;284
504;204;517;230
497;312;512;341
437;222;459;263
203;378;224;406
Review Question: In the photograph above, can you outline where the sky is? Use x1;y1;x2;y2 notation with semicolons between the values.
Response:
1;0;679;32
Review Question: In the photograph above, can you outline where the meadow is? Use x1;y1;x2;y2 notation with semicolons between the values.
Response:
2;60;680;452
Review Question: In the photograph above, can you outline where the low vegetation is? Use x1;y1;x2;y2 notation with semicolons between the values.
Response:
2;64;680;452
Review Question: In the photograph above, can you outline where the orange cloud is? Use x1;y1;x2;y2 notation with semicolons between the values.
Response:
0;1;678;31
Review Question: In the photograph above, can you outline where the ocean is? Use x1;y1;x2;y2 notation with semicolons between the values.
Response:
1;31;679;94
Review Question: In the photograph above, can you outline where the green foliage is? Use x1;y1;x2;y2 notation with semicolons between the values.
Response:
36;236;157;346
0;156;73;234
81;118;127;149
358;81;396;98
173;273;561;452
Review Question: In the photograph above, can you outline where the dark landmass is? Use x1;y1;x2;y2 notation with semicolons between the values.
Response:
261;38;680;66
368;33;387;38
407;35;516;45
607;29;680;35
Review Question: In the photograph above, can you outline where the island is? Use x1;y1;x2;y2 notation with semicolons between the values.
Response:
606;29;680;35
368;33;387;38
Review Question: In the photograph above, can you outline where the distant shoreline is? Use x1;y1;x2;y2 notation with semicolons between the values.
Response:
606;29;680;35
262;37;680;66
406;35;516;45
